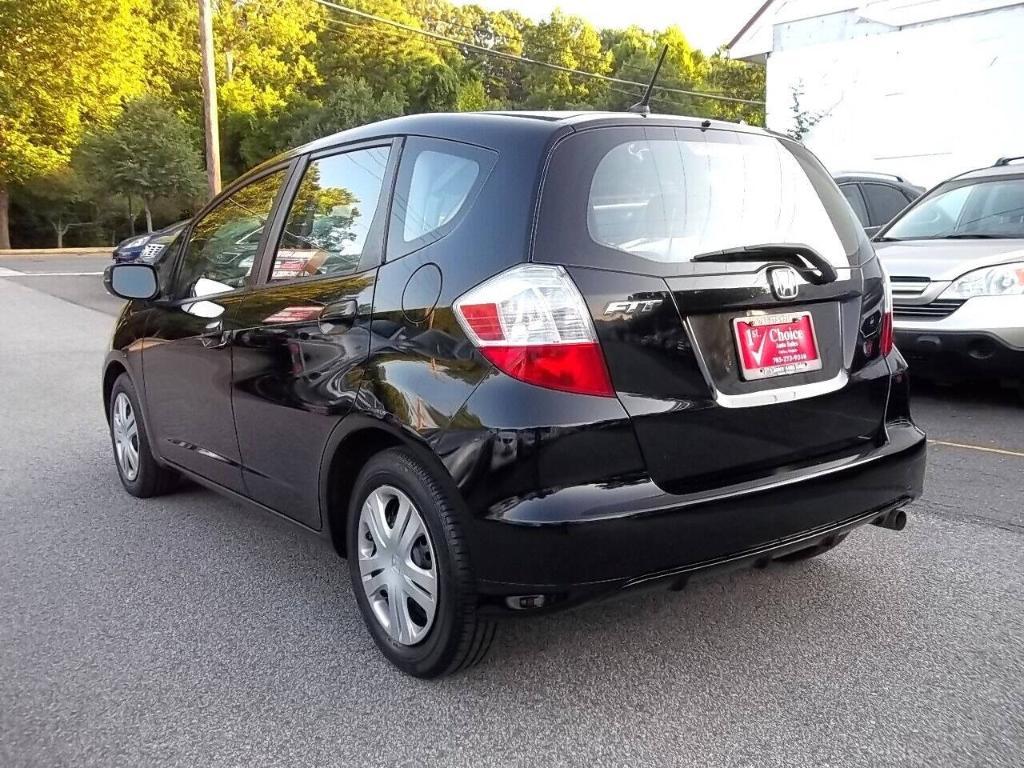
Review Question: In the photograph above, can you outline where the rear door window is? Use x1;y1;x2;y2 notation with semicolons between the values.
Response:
387;137;497;260
862;183;911;227
538;126;868;276
268;145;391;281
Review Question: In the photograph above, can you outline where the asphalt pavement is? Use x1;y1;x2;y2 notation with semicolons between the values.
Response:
1;256;1022;767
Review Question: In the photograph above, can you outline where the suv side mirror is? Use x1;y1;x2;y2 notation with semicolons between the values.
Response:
104;263;160;300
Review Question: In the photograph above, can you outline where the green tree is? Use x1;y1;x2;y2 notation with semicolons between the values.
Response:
703;49;765;125
786;79;824;141
79;97;205;232
522;11;611;109
315;0;446;108
18;167;89;248
0;0;148;248
216;0;326;177
287;79;406;147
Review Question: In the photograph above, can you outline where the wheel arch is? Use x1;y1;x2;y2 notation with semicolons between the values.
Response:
319;416;458;557
102;359;129;420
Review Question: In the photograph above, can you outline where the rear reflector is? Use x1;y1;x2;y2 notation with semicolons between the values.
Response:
880;309;894;357
481;343;614;397
879;260;895;357
453;264;615;397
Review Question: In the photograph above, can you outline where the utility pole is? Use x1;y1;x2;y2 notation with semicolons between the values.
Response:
198;0;221;198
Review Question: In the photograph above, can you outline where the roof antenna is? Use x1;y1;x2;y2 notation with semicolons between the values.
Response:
629;45;669;116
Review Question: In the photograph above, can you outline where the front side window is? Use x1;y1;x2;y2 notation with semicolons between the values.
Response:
884;177;1024;240
269;146;391;281
585;131;860;268
388;137;496;260
175;169;285;297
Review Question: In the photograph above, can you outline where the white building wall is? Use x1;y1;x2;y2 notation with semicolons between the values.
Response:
761;4;1024;186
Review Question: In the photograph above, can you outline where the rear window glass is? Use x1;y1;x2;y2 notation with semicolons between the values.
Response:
388;137;497;260
404;151;479;241
586;132;857;267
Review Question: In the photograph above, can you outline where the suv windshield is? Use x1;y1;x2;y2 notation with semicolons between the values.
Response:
883;176;1024;240
536;126;868;276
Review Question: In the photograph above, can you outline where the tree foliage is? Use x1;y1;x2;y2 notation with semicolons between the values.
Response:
78;97;205;232
1;0;766;247
0;0;149;246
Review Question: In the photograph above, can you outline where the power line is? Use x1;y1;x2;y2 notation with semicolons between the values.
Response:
312;0;765;107
326;17;735;117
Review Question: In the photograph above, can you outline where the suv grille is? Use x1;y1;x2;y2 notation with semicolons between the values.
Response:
141;243;164;260
893;299;965;319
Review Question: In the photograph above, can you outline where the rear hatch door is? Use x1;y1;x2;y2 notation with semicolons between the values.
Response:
535;124;891;493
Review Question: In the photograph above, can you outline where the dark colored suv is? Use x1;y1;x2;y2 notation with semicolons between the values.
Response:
102;112;926;677
834;172;924;237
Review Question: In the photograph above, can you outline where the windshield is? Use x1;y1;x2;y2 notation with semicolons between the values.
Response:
883;176;1024;240
585;131;862;268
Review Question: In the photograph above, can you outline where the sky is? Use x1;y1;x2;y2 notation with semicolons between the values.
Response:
450;0;767;52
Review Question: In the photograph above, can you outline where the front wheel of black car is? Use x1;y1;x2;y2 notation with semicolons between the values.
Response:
347;448;496;678
108;373;178;498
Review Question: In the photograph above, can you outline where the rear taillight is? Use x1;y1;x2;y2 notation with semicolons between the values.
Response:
879;260;894;356
453;264;615;397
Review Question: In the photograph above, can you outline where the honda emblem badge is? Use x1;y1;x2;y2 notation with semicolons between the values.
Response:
769;266;801;301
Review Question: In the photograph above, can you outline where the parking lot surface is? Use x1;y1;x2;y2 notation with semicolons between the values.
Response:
2;257;1022;767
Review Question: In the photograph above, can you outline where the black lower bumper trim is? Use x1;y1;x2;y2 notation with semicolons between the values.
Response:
470;423;926;606
895;329;1024;381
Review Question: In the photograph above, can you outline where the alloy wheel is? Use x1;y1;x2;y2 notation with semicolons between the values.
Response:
111;392;140;482
357;485;438;646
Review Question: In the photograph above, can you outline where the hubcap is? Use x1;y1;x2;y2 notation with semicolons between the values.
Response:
111;392;140;481
357;485;438;646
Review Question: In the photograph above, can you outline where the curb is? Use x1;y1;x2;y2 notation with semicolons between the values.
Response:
0;248;112;258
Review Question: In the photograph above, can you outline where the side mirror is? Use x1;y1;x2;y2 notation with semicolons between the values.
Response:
104;263;159;301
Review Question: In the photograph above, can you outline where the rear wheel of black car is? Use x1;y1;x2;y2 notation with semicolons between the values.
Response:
347;447;496;678
775;533;848;562
108;373;178;498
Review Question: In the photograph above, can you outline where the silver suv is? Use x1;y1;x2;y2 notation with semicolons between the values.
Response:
873;156;1024;393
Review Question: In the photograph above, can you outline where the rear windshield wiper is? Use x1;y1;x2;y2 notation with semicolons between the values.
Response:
691;243;839;285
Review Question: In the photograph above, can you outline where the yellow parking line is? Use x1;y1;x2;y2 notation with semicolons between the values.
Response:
928;439;1024;459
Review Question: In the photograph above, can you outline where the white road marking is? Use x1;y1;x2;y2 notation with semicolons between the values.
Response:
929;439;1024;459
0;271;104;277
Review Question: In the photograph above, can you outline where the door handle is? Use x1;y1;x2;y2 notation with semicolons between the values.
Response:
318;299;359;332
200;319;231;349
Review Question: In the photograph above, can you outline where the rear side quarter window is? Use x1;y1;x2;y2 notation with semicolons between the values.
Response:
387;137;497;260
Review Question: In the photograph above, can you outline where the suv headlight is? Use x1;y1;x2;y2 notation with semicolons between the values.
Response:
122;235;150;249
940;262;1024;299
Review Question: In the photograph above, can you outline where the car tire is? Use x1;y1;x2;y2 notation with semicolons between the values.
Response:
775;533;848;563
347;447;496;678
108;373;178;498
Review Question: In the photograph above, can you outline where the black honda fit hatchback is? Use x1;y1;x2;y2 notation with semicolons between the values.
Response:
103;111;926;677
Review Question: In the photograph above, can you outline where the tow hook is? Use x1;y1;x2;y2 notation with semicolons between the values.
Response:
872;507;907;531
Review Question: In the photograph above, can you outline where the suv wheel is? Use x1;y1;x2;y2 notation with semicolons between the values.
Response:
108;373;178;497
347;447;496;677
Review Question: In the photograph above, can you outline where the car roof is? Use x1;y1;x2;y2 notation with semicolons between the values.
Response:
248;111;776;176
833;172;923;191
834;172;907;183
951;161;1024;182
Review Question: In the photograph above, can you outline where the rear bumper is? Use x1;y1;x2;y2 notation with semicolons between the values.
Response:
467;422;926;611
895;328;1024;382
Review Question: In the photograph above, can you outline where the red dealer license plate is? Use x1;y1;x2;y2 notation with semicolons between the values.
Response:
732;311;823;381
